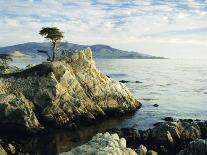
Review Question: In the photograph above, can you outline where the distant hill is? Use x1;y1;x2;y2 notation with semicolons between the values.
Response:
0;42;165;59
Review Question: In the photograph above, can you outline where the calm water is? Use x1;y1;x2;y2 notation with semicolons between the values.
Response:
8;58;207;155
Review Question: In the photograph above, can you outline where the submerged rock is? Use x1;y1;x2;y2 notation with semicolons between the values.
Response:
59;132;137;155
0;48;140;132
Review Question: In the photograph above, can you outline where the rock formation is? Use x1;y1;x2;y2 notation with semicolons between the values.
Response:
59;132;137;155
177;139;207;155
0;48;140;133
107;119;207;155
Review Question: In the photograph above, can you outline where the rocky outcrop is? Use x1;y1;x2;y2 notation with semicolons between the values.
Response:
177;139;207;155
59;132;137;155
107;119;207;155
0;48;140;132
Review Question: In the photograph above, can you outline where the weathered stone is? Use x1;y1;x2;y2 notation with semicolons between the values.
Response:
135;144;147;155
177;139;207;155
59;132;137;155
0;48;140;132
0;93;42;132
147;150;158;155
0;144;7;155
7;143;15;154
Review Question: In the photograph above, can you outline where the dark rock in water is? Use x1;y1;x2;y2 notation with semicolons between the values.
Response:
163;117;175;122
119;80;130;83
135;81;142;83
153;122;163;126
197;121;207;138
107;128;123;137
153;104;159;107
121;128;141;147
119;80;142;83
106;75;110;78
0;48;141;133
177;139;207;155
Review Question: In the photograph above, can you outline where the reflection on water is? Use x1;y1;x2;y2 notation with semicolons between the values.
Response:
5;58;207;154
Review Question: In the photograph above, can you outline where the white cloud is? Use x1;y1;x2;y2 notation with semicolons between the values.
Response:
0;0;207;58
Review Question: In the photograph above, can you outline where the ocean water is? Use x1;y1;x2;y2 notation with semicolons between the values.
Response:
95;59;207;129
7;58;207;154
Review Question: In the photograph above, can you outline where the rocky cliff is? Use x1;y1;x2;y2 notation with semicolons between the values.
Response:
0;48;140;133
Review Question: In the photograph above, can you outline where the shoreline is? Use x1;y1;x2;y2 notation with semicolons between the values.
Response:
0;117;206;155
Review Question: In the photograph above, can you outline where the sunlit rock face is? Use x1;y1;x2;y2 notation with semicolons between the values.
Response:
59;132;137;155
0;48;140;132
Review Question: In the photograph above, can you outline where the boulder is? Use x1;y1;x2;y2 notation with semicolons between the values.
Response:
147;150;158;155
0;48;140;132
0;93;42;133
177;139;207;155
0;145;7;155
59;132;137;155
135;144;147;155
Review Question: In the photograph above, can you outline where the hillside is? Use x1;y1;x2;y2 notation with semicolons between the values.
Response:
0;42;165;59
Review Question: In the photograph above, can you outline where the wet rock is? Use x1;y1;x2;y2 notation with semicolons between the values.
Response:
119;80;130;83
197;121;207;139
135;144;147;155
177;139;207;155
147;150;158;155
106;75;110;78
163;117;175;122
121;128;141;147
0;48;140;133
135;81;142;83
59;132;137;155
153;104;159;107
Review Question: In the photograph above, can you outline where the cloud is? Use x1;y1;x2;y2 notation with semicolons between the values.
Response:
0;0;207;58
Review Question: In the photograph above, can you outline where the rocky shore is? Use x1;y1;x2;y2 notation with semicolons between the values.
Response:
58;118;207;155
106;118;207;155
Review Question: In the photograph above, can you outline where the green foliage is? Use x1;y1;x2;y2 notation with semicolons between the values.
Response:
39;27;63;43
0;54;12;67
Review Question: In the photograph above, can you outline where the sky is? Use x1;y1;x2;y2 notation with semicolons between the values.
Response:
0;0;207;59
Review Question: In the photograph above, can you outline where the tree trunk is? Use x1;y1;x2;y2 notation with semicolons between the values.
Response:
52;42;56;61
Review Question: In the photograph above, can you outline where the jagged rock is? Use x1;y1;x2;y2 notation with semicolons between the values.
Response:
107;119;206;155
7;144;15;154
0;144;7;155
0;48;140;132
0;93;42;133
59;132;137;155
177;139;207;155
135;144;147;155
